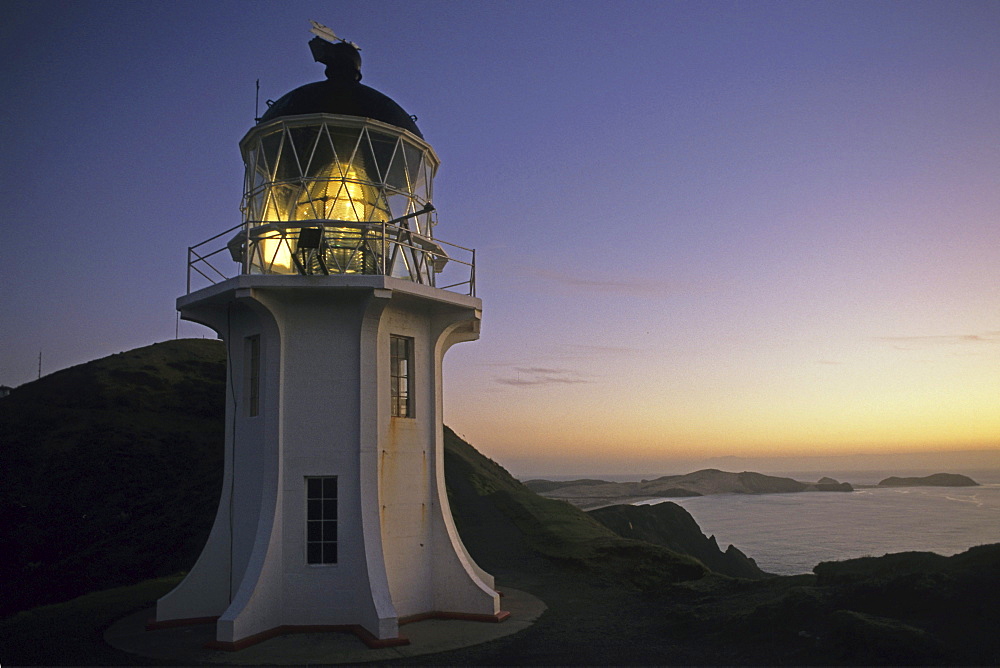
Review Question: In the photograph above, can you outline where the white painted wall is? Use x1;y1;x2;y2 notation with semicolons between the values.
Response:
155;275;499;644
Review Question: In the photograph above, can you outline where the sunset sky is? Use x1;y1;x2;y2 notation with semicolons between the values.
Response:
3;1;999;476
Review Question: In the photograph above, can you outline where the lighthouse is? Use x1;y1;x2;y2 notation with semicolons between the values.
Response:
152;24;505;649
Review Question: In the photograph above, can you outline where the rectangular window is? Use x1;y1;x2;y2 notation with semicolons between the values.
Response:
390;335;413;418
306;477;337;564
246;335;260;417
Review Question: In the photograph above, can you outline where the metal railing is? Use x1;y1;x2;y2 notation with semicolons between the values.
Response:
186;219;476;297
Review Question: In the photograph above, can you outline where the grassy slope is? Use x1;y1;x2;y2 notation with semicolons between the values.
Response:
444;426;708;588
0;576;182;666
0;339;227;617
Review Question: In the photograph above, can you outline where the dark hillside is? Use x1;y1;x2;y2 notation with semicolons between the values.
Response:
444;427;708;588
811;546;1000;664
0;339;227;617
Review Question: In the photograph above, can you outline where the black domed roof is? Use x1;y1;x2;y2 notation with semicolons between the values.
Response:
259;80;423;137
258;38;423;138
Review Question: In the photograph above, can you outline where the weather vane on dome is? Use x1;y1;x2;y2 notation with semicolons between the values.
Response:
309;20;360;50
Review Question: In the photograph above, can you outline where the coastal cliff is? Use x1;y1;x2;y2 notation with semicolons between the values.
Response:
588;502;768;579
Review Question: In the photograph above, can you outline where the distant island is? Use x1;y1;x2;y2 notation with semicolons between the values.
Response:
524;469;853;509
527;470;982;508
878;473;979;487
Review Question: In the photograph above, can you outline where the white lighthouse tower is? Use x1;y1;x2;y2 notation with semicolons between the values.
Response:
152;26;505;649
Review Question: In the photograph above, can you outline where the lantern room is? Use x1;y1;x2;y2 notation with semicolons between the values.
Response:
227;36;448;286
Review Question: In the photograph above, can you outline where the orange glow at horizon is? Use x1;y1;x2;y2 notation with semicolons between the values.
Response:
444;329;1000;471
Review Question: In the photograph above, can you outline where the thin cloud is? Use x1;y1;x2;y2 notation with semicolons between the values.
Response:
557;343;641;357
526;268;679;296
494;366;590;387
876;332;1000;348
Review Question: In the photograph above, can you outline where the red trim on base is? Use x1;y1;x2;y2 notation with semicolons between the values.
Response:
145;616;218;631
148;607;511;652
349;625;412;649
202;624;410;651
399;609;511;625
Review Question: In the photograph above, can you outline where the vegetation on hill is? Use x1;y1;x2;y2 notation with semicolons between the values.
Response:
0;339;227;617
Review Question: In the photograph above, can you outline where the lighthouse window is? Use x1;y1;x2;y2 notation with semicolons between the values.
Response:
390;335;413;418
306;476;337;564
246;335;260;417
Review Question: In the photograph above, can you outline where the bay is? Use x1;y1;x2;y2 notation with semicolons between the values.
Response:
637;482;1000;575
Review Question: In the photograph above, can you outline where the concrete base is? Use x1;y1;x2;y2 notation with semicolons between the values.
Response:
107;587;544;665
147;610;511;651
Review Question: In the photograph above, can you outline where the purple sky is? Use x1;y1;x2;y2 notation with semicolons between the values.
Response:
3;1;999;475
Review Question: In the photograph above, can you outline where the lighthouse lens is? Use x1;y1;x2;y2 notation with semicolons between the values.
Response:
242;118;437;282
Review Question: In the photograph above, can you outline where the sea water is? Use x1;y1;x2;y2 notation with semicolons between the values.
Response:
637;480;1000;575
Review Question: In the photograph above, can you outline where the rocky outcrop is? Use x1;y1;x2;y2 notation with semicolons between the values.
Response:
589;502;769;579
814;481;854;492
877;473;978;487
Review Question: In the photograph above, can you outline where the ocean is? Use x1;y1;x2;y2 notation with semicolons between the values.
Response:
636;473;1000;575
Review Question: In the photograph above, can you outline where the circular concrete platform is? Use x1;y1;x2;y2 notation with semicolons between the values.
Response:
105;588;545;665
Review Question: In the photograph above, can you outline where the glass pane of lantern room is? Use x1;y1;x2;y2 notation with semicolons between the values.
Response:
308;125;337;179
387;193;411;221
288;125;320;177
272;129;301;183
328;127;362;178
384;157;408;205
403;143;424;195
368;132;398;186
352;131;381;185
369;190;391;223
422;161;433;200
250;146;268;191
259;130;285;181
328;181;363;222
263;183;299;223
